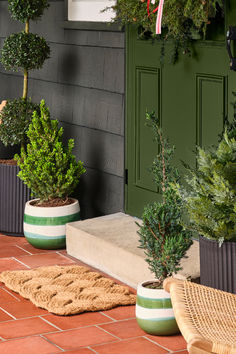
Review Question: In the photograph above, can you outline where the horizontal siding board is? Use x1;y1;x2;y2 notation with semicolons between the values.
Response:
0;74;124;136
0;42;125;94
64;30;125;48
62;122;124;177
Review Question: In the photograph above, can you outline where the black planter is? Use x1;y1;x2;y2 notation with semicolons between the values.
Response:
200;236;236;294
0;163;31;236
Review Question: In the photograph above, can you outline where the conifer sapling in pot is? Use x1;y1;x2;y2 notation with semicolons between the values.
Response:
136;112;192;335
15;100;86;249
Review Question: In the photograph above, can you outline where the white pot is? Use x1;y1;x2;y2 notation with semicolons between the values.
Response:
136;280;179;335
24;198;80;249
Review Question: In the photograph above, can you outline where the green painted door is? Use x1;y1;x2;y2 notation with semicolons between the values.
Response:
125;3;236;217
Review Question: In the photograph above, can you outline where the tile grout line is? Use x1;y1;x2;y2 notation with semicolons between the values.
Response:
12;257;31;269
15;245;33;256
99;311;117;322
1;287;21;302
39;316;63;331
109;317;137;323
88;346;99;353
40;334;65;352
0;306;17;320
144;336;179;352
91;335;172;351
95;324;122;341
55;251;76;262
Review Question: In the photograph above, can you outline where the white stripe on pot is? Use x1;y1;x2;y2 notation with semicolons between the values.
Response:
24;223;66;237
137;283;171;299
135;305;175;319
24;199;79;217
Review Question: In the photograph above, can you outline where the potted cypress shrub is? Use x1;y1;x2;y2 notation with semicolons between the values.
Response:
136;112;192;335
15;100;86;249
179;119;236;293
0;0;50;235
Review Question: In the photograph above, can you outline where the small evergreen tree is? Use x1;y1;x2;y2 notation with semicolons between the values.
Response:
0;0;50;148
15;100;86;203
138;112;192;287
179;128;236;245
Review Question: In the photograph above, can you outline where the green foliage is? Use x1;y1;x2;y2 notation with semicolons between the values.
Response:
179;129;236;244
15;100;86;202
227;92;236;140
0;0;50;148
1;32;50;71
8;0;49;23
107;0;223;61
0;98;40;146
137;112;192;286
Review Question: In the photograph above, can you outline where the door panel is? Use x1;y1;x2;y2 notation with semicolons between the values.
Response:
135;66;160;192
125;17;235;217
196;74;226;147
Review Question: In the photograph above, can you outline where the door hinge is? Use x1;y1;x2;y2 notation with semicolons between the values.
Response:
125;169;128;185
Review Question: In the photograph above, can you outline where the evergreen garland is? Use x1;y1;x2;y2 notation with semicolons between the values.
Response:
106;0;223;61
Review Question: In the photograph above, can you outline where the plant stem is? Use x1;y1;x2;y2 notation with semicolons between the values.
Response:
23;68;28;99
25;19;29;34
156;123;166;197
22;19;29;100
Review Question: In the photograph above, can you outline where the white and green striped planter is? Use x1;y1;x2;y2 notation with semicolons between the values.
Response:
24;198;80;250
136;280;179;335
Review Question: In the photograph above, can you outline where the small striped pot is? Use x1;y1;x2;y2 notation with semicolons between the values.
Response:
24;198;80;250
136;280;179;335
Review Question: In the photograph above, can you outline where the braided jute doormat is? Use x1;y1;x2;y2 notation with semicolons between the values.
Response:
0;265;136;315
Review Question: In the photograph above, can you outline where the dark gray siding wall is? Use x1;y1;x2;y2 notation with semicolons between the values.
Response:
0;0;125;218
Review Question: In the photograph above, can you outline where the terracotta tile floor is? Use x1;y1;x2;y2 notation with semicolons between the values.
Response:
0;234;187;353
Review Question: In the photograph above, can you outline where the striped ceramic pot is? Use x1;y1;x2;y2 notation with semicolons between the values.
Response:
24;198;80;249
136;280;179;335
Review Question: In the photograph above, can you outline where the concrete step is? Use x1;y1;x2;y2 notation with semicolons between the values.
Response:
66;213;199;288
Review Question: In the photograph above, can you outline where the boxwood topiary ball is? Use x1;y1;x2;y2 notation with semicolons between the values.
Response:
1;32;50;71
0;98;40;146
8;0;49;23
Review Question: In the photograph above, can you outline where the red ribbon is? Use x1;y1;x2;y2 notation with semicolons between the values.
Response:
147;0;159;18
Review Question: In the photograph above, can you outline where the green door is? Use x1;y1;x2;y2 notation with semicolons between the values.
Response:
125;3;236;217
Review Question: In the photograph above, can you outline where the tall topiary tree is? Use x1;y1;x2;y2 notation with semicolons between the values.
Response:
0;0;50;148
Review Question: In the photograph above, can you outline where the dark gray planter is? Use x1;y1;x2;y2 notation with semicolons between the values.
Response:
200;236;236;294
0;163;31;236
